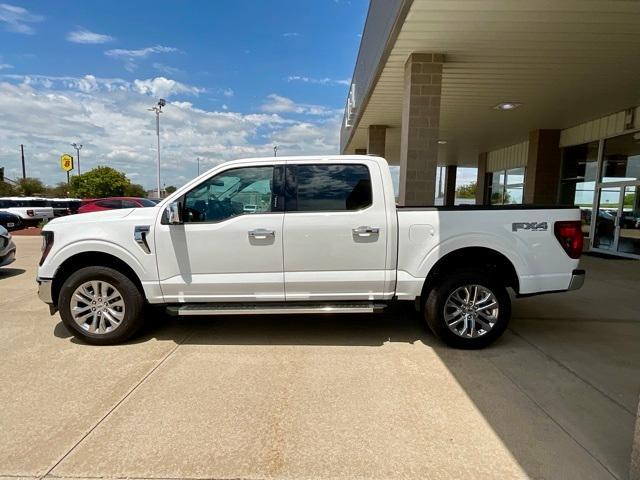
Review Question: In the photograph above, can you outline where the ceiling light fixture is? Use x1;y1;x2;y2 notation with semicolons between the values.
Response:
437;140;447;145
494;102;522;111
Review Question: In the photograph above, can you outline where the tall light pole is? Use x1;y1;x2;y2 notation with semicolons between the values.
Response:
273;145;278;157
149;99;166;198
71;143;82;174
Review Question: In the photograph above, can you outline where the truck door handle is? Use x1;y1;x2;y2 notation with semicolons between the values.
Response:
352;226;379;237
248;229;275;239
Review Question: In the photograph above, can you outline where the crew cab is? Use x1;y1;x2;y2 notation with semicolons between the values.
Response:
0;197;54;226
36;155;585;348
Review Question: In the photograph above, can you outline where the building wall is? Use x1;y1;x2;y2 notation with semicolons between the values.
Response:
486;140;530;172
560;106;640;148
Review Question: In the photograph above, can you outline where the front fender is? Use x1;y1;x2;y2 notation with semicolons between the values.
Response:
39;239;148;281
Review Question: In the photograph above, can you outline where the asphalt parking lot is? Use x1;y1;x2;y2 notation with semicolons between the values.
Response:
1;236;639;480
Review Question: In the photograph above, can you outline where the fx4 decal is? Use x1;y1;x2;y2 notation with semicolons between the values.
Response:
512;222;548;232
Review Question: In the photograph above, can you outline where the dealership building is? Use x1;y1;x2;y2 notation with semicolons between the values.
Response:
341;0;640;260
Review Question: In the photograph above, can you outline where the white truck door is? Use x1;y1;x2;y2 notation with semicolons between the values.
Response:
155;164;285;302
283;160;389;301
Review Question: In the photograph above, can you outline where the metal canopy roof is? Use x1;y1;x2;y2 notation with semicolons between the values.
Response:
341;0;640;167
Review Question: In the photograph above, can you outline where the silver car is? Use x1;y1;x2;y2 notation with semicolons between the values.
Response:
0;225;16;267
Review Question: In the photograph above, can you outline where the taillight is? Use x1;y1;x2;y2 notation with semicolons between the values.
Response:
40;231;54;266
554;221;583;259
27;209;35;217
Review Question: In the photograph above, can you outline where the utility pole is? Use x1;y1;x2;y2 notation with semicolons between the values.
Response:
20;144;26;179
149;99;166;198
71;143;83;174
273;145;278;157
197;157;200;176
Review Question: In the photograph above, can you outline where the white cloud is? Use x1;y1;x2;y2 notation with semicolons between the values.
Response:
282;32;299;37
222;88;234;97
133;77;205;98
260;94;338;117
287;75;351;86
0;63;12;70
67;28;113;44
105;45;179;71
0;78;340;189
152;62;182;75
0;3;43;34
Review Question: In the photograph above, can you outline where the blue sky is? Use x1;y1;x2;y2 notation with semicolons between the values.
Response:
0;0;368;189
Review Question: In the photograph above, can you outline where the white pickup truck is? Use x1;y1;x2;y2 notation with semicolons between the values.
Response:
37;155;585;348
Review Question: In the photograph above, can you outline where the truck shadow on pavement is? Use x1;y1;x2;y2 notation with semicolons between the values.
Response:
53;303;441;348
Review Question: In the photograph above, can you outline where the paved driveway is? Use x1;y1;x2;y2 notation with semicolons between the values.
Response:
1;236;638;480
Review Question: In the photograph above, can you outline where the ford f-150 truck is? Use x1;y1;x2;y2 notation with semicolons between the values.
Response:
37;155;585;348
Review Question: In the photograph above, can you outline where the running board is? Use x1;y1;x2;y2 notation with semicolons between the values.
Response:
166;302;387;316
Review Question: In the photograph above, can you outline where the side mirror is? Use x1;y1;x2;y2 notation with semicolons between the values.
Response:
166;201;182;225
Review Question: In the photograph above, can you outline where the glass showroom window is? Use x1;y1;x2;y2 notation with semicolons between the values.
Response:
489;168;525;205
559;141;598;237
601;132;640;183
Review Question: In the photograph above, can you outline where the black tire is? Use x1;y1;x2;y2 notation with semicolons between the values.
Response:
58;266;145;345
425;269;510;349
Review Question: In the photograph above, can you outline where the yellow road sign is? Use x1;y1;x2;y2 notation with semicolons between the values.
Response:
60;154;74;172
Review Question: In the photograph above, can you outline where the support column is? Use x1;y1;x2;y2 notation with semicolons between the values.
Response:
476;152;488;205
399;53;443;206
367;125;387;157
524;129;562;205
354;148;367;155
444;165;457;206
632;399;640;480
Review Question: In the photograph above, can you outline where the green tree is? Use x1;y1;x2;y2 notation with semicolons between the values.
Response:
17;177;46;196
69;166;131;198
47;182;71;198
456;182;476;199
0;182;16;196
165;185;177;194
124;183;147;197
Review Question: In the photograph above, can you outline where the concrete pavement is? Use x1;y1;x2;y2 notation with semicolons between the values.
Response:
1;236;638;479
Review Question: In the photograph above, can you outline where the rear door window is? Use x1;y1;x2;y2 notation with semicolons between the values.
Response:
286;164;372;212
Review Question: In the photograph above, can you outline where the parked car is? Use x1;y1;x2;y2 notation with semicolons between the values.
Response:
0;211;24;232
78;197;157;214
47;198;82;217
0;225;16;267
0;197;54;226
37;155;584;348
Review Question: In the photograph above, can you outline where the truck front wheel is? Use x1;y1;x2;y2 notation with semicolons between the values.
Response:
58;266;145;345
425;269;510;349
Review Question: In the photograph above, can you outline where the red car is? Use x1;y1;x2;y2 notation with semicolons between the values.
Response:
78;197;157;214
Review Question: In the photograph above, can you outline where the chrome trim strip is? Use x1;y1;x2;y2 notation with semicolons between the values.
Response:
37;277;53;304
170;303;386;316
134;225;151;254
568;270;585;291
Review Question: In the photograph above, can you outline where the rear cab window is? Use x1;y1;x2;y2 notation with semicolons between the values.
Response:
285;164;372;212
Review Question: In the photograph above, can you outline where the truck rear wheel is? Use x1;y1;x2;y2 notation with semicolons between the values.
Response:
58;266;145;345
425;269;510;349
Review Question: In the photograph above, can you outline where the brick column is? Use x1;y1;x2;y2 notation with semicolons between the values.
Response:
524;130;562;205
632;399;640;480
476;152;488;205
367;125;387;157
399;53;443;206
444;165;457;206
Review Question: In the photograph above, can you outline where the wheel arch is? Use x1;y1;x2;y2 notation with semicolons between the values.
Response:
419;247;519;308
51;251;145;308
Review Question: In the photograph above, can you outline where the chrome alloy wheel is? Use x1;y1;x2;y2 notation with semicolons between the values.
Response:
443;284;499;338
70;281;125;334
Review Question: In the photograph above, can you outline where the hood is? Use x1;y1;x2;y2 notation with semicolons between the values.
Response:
44;207;158;228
